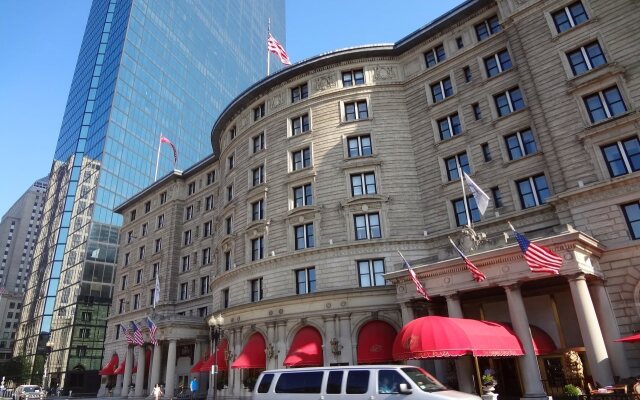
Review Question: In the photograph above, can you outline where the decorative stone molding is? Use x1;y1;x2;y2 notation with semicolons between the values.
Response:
269;90;286;111
314;73;337;92
373;66;398;82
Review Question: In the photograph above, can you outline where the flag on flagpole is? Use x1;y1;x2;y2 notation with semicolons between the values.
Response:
153;275;160;309
463;172;490;216
398;251;430;301
511;226;562;275
147;317;158;346
131;321;145;346
449;238;486;282
160;135;178;165
120;324;134;345
267;33;291;65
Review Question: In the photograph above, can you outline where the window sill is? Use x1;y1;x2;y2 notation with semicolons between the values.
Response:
340;117;372;126
502;151;542;166
428;93;457;109
287;205;319;219
341;154;381;170
342;195;389;207
435;131;466;147
247;184;268;199
578;110;638;140
491;106;529;125
288;130;312;140
566;63;625;94
287;166;316;182
550;17;597;42
483;65;516;84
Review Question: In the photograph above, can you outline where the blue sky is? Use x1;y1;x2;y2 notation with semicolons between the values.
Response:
0;0;464;217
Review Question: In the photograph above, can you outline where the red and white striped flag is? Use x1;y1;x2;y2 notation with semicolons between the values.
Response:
267;33;291;65
512;227;562;275
120;324;134;345
160;135;177;165
147;317;158;346
131;321;145;346
398;251;430;301
449;238;486;282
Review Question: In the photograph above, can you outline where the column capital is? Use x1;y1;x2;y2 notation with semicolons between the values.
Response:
567;273;587;283
338;313;352;321
276;320;287;327
502;282;521;292
443;292;460;300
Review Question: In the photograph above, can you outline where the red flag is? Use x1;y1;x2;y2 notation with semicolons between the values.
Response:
513;230;562;275
160;135;177;165
147;317;158;346
398;251;430;301
267;33;291;65
131;321;145;346
120;324;134;345
449;238;486;282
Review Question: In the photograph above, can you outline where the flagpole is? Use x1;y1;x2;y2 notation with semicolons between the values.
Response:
154;135;162;182
458;163;472;229
267;18;271;76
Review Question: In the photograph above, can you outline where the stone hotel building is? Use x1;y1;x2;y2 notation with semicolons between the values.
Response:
102;0;640;398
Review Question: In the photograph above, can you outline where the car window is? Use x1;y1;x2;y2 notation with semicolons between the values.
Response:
275;371;323;393
401;367;447;392
326;371;343;394
346;370;369;394
378;370;408;394
257;374;274;393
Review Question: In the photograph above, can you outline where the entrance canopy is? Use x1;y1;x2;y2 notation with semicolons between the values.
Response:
283;326;323;367
393;316;525;360
114;361;126;375
231;333;266;369
98;354;119;375
199;339;229;372
615;333;640;343
190;354;209;373
357;320;397;364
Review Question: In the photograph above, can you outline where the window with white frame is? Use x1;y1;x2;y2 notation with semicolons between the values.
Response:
484;49;512;77
424;44;446;68
494;87;525;117
253;102;265;121
205;195;214;211
253;132;265;153
203;220;213;237
347;134;372;157
354;212;381;240
344;100;368;121
357;259;386;287
438;113;462;140
252;165;265;186
350;172;377;196
505;129;538;160
622;202;640;240
250;278;263;302
251;236;264;261
583;86;627;123
294;223;314;250
296;267;316;294
183;230;192;245
291;147;311;170
516;174;550;209
475;15;501;41
293;183;313;208
452;196;481;227
552;1;589;34
180;282;188;300
342;69;364;87
291;113;310;135
601;137;640;177
200;275;210;295
567;41;606;76
431;77;453;103
251;199;265;221
182;255;190;272
291;83;308;103
202;247;211;265
445;152;470;181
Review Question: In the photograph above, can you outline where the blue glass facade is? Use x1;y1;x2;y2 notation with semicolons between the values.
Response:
16;0;285;392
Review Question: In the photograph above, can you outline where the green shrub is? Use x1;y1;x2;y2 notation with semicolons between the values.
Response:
564;384;582;396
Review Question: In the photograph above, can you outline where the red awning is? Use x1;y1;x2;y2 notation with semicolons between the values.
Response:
114;361;126;375
615;333;640;343
496;323;557;355
231;333;266;369
198;340;229;373
393;316;525;360
98;354;119;375
357;321;397;364
283;327;323;367
191;353;209;373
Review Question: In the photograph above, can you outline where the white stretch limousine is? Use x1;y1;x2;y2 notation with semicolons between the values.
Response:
251;365;482;400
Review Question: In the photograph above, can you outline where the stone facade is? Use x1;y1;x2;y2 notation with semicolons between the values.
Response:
103;0;640;398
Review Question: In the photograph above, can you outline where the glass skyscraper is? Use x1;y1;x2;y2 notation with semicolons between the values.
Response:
14;0;285;391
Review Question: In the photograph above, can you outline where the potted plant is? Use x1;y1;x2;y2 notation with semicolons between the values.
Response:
482;369;497;394
563;384;582;398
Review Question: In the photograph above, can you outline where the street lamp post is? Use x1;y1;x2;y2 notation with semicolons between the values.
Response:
207;315;224;400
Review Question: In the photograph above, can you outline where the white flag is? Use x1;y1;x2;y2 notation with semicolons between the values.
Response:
153;275;160;308
463;172;490;216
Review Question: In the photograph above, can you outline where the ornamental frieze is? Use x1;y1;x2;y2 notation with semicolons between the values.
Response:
373;66;398;81
314;73;337;92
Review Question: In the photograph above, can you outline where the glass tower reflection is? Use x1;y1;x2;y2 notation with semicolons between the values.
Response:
15;0;285;391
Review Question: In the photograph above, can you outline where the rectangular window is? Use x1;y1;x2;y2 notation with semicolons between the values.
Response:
342;69;365;87
567;41;606;76
484;49;512;77
253;103;265;121
200;276;210;295
182;255;191;272
157;214;165;228
222;288;229;308
203;221;213;237
227;154;235;170
227;184;234;201
424;44;446;68
155;238;162;253
183;230;192;245
180;282;188;300
453;196;481;227
494;87;525;117
252;199;265;221
350;172;377;196
250;278;263;302
358;259;386;287
552;1;589;33
198;306;208;317
160;191;167;204
253;132;265;153
583;86;627;123
206;170;216;185
120;275;127;290
517;174;550;209
431;77;454;103
224;251;232;271
354;212;381;240
296;267;316;294
139;246;145;260
445;152;470;181
144;201;151;213
473;103;482;120
79;328;91;339
293;183;313;207
437;113;462;140
482;143;492;162
188;182;196;196
252;165;265;186
622;202;640;240
152;262;160;279
456;36;464;49
601;137;640;177
294;223;315;250
475;15;501;41
127;230;133;244
229;125;237;141
291;114;310;135
205;195;214;211
185;205;194;220
225;216;233;235
115;324;121;340
118;299;125;313
291;83;309;103
141;223;148;236
463;66;472;82
344;100;368;121
347;134;373;157
133;294;140;310
505;129;537;160
292;147;312;170
251;236;264;261
492;186;503;208
202;248;211;265
130;209;136;222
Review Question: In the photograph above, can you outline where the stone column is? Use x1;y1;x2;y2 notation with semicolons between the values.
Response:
266;322;276;370
233;327;245;396
114;373;123;397
400;302;415;325
425;305;447;384
149;344;161;395
323;315;336;365
590;280;631;379
446;295;474;393
338;314;354;365
276;321;287;368
135;346;147;396
121;346;133;398
503;284;547;398
568;274;615;385
164;340;177;398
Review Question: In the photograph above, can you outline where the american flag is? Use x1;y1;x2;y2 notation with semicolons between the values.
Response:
147;317;158;346
449;238;486;282
513;230;562;275
131;321;145;346
398;251;430;301
120;324;134;344
267;33;291;65
160;135;178;165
